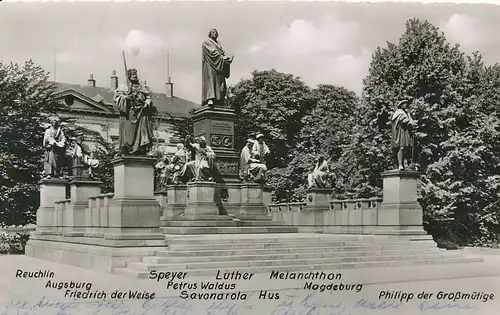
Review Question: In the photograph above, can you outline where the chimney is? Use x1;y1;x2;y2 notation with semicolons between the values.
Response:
88;74;95;87
166;77;173;98
110;70;118;90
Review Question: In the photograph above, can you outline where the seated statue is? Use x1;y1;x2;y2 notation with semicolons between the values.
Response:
307;156;330;188
72;132;99;179
184;135;216;181
239;138;267;184
155;155;170;190
171;143;189;184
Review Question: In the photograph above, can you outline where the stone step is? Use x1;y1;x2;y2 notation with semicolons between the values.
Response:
127;252;461;271
113;256;482;279
238;220;286;226
164;234;428;245
144;248;456;264
161;226;298;234
159;243;439;257
167;240;437;251
162;220;286;227
230;215;274;221
162;220;239;227
172;215;234;221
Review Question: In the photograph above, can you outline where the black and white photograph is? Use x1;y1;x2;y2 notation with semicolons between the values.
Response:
0;1;499;314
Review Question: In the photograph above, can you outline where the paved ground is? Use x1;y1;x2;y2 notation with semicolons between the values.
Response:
0;253;499;315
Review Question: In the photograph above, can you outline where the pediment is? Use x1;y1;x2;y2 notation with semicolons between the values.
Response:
54;90;113;114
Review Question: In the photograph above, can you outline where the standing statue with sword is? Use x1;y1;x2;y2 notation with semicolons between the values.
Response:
113;51;154;156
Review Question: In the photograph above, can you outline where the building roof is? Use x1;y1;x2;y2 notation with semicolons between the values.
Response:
53;82;200;118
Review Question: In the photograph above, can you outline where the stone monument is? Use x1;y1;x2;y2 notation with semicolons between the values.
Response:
197;28;239;184
193;107;239;183
377;100;425;235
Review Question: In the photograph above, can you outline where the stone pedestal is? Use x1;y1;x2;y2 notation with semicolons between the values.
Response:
63;179;102;236
219;183;241;217
193;106;240;183
161;185;188;223
184;181;220;217
238;183;270;219
306;188;332;211
35;178;68;235
103;156;163;240
377;169;425;235
262;185;273;208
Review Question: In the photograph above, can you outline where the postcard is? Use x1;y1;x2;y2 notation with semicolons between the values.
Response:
0;1;499;315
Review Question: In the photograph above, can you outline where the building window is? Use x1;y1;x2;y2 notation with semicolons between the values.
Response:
64;95;74;106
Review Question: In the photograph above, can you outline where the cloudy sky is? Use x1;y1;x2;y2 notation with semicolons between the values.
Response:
0;2;499;103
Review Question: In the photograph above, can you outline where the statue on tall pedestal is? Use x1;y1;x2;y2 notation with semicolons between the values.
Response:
185;135;216;181
202;28;234;107
113;68;154;156
391;100;417;170
239;138;268;184
43;116;66;179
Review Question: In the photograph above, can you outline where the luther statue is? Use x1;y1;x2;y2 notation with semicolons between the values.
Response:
113;69;154;155
202;28;234;106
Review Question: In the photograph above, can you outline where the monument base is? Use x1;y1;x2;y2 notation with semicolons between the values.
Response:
192;106;240;183
156;185;188;226
184;181;225;217
63;179;102;237
25;234;166;272
104;156;164;240
237;183;270;218
160;182;297;234
34;178;68;235
377;169;426;235
306;187;332;211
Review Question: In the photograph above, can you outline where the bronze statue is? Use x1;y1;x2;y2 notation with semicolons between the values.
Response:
113;68;154;155
184;135;216;181
43;116;66;179
202;29;234;107
239;138;267;184
391;100;417;170
170;143;189;183
251;133;270;166
307;156;330;188
71;132;99;179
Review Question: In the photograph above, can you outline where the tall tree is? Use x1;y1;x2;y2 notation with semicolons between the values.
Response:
357;18;467;195
271;85;360;201
227;69;316;169
0;60;68;227
353;18;500;246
